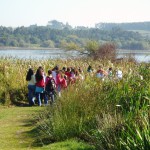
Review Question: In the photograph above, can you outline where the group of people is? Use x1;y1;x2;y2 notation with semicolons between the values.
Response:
26;65;84;106
26;65;123;106
87;65;123;80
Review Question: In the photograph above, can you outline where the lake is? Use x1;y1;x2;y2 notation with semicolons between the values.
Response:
0;49;150;62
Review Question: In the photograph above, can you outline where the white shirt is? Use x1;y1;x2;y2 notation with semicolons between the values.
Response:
116;70;123;79
52;71;57;82
28;75;36;85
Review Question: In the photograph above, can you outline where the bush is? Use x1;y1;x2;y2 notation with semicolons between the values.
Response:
85;41;116;60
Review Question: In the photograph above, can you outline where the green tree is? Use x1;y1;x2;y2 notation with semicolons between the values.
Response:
40;40;55;48
85;40;99;56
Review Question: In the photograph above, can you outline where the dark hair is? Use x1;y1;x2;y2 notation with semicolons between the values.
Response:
88;65;92;69
26;68;34;81
48;70;52;75
78;67;82;73
64;75;67;80
55;65;59;71
71;68;75;73
87;65;92;72
35;68;43;82
62;67;66;72
66;67;71;72
38;66;42;69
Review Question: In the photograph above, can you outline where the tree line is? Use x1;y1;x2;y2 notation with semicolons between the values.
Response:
0;20;150;50
95;21;150;31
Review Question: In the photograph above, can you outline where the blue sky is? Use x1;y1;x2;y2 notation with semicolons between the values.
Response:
0;0;150;27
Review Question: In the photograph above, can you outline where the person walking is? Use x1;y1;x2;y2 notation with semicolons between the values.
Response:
35;67;48;106
26;68;36;106
45;70;56;104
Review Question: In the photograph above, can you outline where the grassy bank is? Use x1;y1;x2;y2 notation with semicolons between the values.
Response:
0;106;94;150
0;106;42;150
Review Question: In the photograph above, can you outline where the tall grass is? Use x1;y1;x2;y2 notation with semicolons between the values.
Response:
36;60;149;149
0;57;149;149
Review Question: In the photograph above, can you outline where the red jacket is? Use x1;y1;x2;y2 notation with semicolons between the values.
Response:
61;78;67;88
36;78;45;87
65;72;71;78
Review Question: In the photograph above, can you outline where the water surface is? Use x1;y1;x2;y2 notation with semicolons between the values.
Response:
0;49;150;62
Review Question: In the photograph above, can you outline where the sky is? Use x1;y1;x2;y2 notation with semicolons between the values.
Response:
0;0;150;27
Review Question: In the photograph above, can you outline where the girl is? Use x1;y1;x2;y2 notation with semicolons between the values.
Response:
45;70;56;103
26;68;36;106
96;66;108;79
35;67;48;106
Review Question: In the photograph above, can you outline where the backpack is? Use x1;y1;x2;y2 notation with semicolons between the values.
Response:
45;76;55;92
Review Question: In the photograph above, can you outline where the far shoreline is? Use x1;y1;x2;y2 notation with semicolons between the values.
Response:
0;47;150;54
0;46;61;50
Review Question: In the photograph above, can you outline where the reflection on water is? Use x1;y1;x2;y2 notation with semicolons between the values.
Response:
0;49;150;62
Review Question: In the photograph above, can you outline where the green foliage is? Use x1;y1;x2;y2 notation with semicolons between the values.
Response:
118;115;150;150
67;42;80;50
0;24;150;50
40;40;55;48
85;40;99;56
44;139;95;150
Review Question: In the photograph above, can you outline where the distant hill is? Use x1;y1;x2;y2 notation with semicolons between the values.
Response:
0;20;150;50
95;22;150;31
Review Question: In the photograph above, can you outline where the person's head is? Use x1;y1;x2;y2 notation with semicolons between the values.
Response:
109;67;112;71
71;68;75;74
67;67;71;72
48;70;52;76
35;68;43;81
38;66;43;70
38;66;44;75
62;67;66;72
55;65;59;71
78;67;83;73
99;66;103;70
88;65;92;69
87;65;93;72
26;68;34;81
75;69;79;76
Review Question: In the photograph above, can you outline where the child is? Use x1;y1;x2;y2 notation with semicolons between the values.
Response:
45;70;56;103
116;68;123;79
26;68;36;106
35;67;48;106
